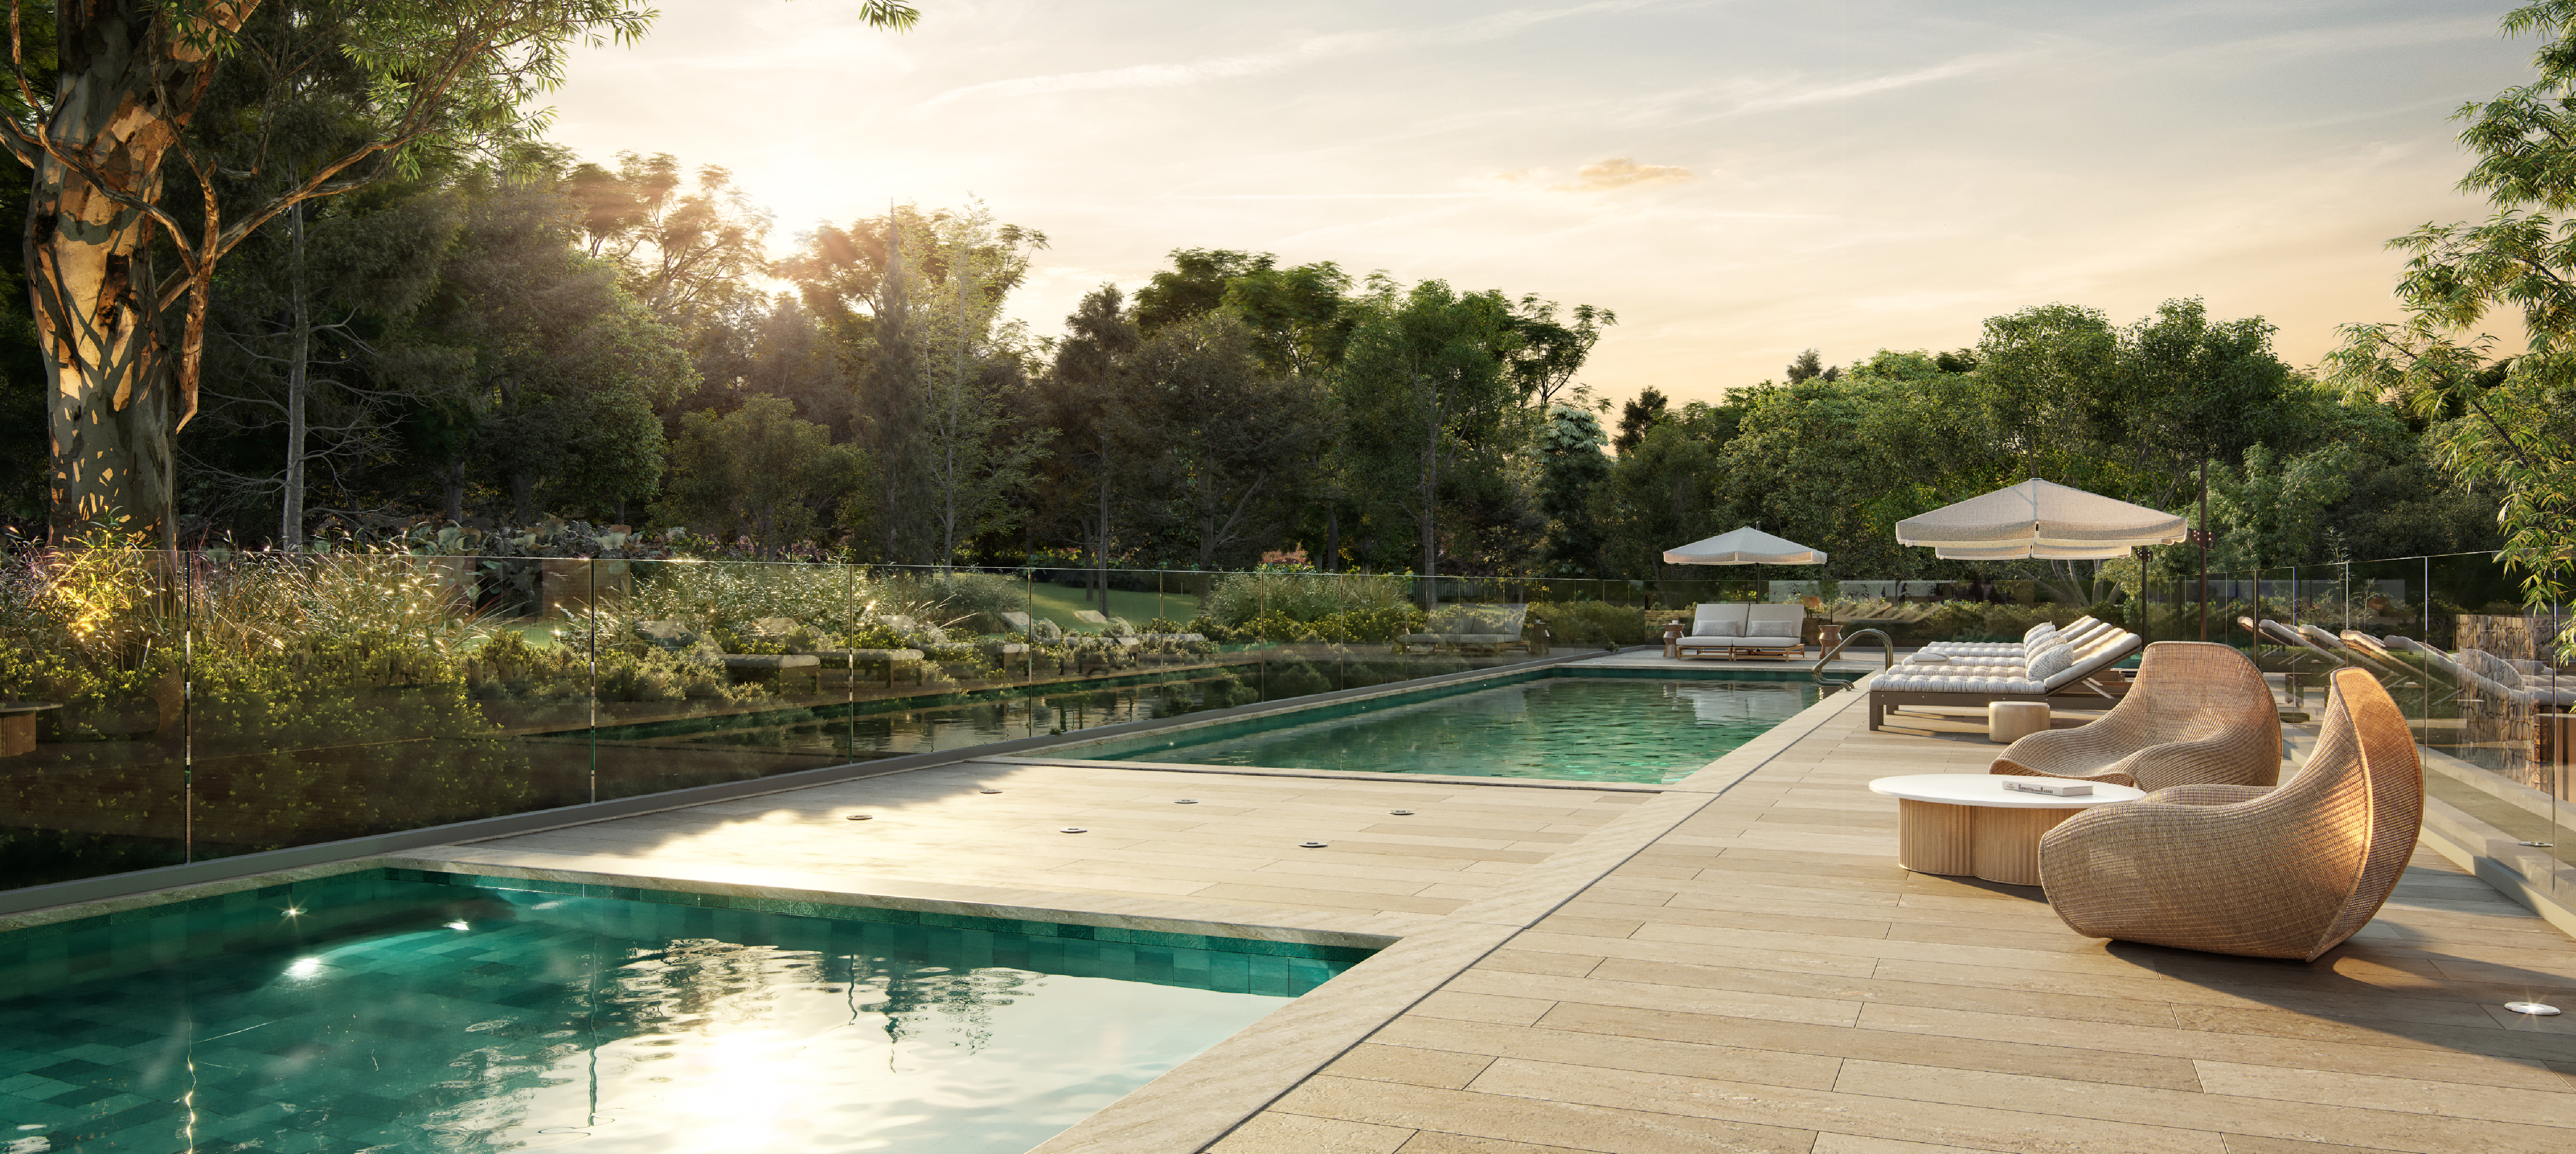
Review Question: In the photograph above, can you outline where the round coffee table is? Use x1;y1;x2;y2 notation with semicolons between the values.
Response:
1867;774;2145;886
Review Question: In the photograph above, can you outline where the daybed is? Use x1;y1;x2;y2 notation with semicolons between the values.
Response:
2038;668;2423;962
1675;602;1807;660
1989;642;2279;791
1866;628;2141;731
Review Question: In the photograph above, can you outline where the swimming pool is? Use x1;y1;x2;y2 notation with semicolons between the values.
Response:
1067;670;1819;784
0;870;1366;1153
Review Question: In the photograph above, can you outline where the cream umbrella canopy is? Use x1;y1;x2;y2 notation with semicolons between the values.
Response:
1896;478;2184;560
1662;526;1828;566
1663;527;1828;616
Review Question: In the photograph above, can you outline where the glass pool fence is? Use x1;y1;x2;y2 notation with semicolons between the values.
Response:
3;547;2566;904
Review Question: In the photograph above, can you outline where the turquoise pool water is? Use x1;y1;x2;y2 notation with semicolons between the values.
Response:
1077;672;1819;784
0;870;1365;1153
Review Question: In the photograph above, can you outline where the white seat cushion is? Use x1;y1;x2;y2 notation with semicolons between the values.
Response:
1692;602;1749;637
1736;635;1802;648
1874;671;2045;693
2024;643;2075;682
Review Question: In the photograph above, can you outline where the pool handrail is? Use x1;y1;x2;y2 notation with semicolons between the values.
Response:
1814;628;1896;692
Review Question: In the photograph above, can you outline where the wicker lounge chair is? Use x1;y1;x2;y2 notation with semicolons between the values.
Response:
1990;642;2279;791
1867;629;2141;731
2037;668;2423;961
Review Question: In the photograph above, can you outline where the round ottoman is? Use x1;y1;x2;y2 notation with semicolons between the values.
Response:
1987;701;2051;744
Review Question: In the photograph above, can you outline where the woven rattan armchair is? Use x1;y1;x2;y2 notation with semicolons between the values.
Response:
2037;669;2423;961
1990;642;2279;791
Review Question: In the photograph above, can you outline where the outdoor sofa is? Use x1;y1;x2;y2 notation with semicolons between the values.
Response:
2038;668;2423;961
1395;603;1544;655
1675;602;1807;660
1988;642;2279;791
1866;627;2141;731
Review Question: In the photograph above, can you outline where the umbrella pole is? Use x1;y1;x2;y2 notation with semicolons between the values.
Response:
2197;457;2210;643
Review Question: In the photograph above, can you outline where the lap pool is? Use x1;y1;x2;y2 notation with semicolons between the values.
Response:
0;870;1366;1154
1065;669;1819;785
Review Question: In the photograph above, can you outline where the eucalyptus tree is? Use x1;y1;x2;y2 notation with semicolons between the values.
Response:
1507;298;1615;410
1126;311;1332;569
1335;278;1526;603
904;201;1051;566
562;150;771;348
1035;283;1142;603
406;171;693;524
2327;0;2576;621
1;0;924;543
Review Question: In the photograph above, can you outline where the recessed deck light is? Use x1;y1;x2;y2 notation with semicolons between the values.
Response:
979;789;1002;794
1060;827;1087;833
2506;1001;2562;1016
1174;799;1197;804
1298;841;1329;849
1388;810;1415;816
845;815;872;821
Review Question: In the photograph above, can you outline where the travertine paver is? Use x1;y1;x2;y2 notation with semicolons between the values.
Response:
1214;688;2576;1154
411;660;2576;1154
424;760;1654;924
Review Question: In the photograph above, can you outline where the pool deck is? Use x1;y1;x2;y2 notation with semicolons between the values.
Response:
404;653;2576;1154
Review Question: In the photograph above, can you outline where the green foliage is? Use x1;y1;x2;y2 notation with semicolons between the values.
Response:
1126;312;1336;568
654;394;860;557
1526;600;1646;647
1537;403;1611;577
2325;1;2576;644
1335;278;1535;576
1202;570;1411;626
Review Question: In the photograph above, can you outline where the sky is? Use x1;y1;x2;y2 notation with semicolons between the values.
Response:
542;0;2538;406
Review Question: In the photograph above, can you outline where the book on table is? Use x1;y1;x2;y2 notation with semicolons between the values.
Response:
2001;780;2093;797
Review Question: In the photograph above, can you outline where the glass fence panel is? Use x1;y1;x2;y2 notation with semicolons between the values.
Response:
2;548;187;886
65;547;2576;896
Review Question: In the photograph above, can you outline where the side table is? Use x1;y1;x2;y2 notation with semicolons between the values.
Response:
1662;620;1683;659
1867;773;2144;886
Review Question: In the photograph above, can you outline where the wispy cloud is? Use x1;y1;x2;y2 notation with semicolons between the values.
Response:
923;0;1673;107
1557;157;1695;191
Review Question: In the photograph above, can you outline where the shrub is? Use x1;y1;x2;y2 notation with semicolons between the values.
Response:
1527;601;1646;647
1202;570;1410;626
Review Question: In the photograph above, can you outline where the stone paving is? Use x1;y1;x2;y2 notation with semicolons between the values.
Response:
414;658;2576;1153
1207;685;2576;1154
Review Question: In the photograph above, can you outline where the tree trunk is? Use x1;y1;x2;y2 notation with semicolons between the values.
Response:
280;202;309;548
28;4;249;544
1324;504;1339;572
1092;434;1110;607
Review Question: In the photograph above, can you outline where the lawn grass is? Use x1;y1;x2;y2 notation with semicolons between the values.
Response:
1023;579;1202;632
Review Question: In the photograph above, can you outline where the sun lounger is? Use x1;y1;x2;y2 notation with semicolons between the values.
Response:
1911;617;2105;661
2293;624;2425;689
1867;629;2140;731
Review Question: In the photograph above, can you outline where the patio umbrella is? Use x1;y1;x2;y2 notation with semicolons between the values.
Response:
1662;526;1827;566
1896;478;2183;561
1662;526;1828;615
